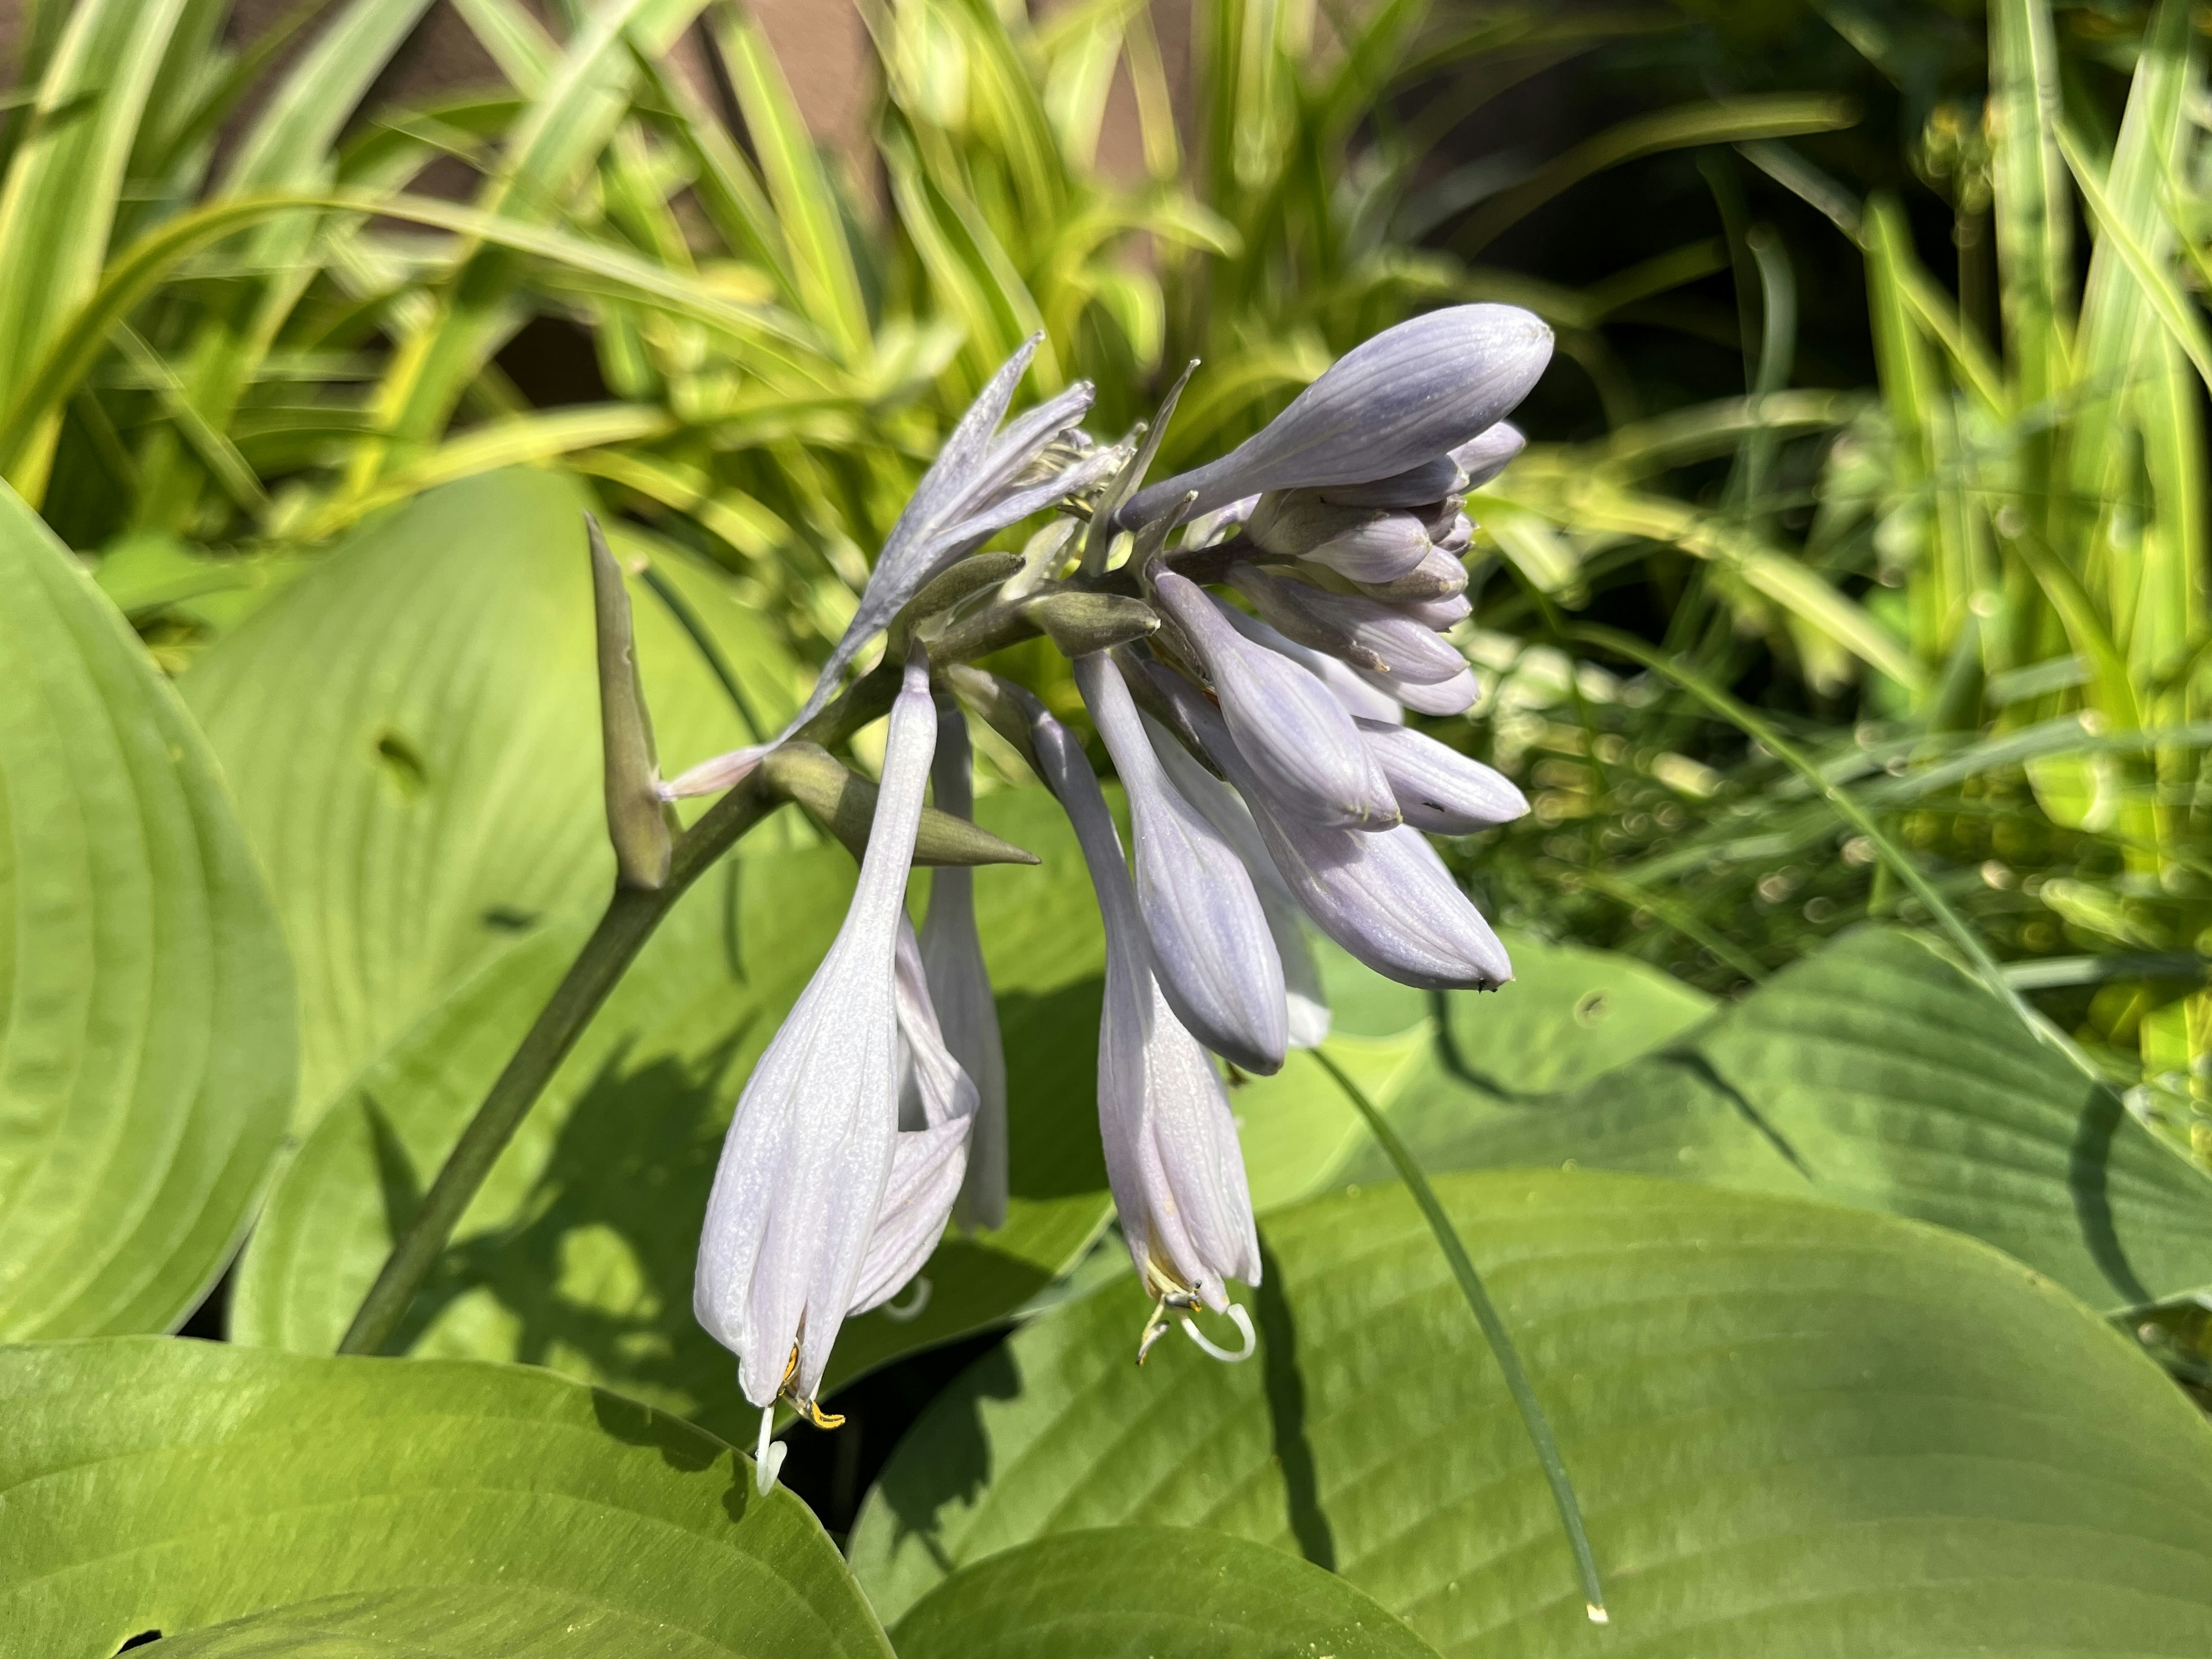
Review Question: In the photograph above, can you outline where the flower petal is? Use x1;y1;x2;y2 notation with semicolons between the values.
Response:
1356;718;1530;833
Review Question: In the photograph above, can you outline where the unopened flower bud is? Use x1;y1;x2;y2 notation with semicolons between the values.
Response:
1358;662;1480;717
1122;304;1553;524
1213;603;1403;724
1150;571;1399;828
1226;563;1466;683
1319;453;1463;509
1395;592;1474;630
1355;719;1528;833
1451;421;1527;488
1075;654;1287;1074
1358;544;1469;604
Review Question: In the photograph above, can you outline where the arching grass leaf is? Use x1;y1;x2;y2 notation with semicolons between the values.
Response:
0;1336;891;1659
848;1169;2212;1653
892;1527;1443;1659
0;480;292;1338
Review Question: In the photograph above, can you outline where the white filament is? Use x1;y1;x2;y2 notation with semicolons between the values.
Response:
753;1405;787;1496
1179;1302;1257;1363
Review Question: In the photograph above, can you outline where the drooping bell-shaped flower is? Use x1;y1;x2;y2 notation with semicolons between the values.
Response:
1074;652;1287;1074
1152;570;1399;828
919;702;1008;1231
1355;719;1529;834
1018;683;1261;1361
694;648;965;1489
1142;704;1330;1048
1146;664;1512;990
1122;304;1552;525
666;340;1119;798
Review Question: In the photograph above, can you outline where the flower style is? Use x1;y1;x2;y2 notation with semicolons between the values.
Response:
692;648;974;1493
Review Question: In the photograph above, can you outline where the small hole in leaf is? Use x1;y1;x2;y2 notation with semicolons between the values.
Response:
373;729;429;798
115;1634;162;1653
1573;990;1609;1027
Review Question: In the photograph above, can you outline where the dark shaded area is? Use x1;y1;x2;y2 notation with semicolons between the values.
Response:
2070;1084;2154;1310
114;1633;161;1653
1255;1235;1335;1571
177;1268;230;1342
859;1339;1027;1569
779;1328;1012;1545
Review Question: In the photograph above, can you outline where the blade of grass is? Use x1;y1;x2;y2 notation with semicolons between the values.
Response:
1309;1045;1609;1627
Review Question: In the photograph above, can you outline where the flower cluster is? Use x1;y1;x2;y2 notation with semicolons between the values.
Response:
680;305;1549;1488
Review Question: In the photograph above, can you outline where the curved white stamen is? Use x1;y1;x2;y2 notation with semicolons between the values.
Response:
881;1275;933;1322
1179;1302;1257;1363
753;1405;788;1495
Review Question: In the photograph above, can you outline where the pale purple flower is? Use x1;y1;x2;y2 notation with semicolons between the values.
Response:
1355;719;1529;834
1452;421;1527;488
1247;494;1433;583
1318;453;1464;509
1074;653;1287;1074
919;703;1008;1231
1147;667;1512;990
1151;570;1399;828
694;650;974;1490
1359;662;1480;717
1226;563;1466;684
665;340;1118;798
1020;685;1261;1362
1143;706;1330;1048
1122;304;1553;524
1215;603;1403;725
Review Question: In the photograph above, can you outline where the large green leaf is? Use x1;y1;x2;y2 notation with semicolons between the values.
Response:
1234;933;1711;1214
0;481;292;1338
848;1170;2212;1653
234;787;1113;1442
181;467;798;1132
0;1336;891;1658
1367;926;2212;1313
892;1527;1442;1659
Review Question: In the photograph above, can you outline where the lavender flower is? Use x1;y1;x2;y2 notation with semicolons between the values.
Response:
919;703;1008;1231
1021;685;1262;1363
1356;719;1529;834
1226;563;1467;684
1152;570;1399;828
1075;653;1288;1074
1145;665;1512;990
694;649;972;1491
1452;421;1527;488
1122;304;1552;524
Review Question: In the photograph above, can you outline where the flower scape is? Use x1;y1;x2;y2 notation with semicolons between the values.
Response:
665;305;1555;1490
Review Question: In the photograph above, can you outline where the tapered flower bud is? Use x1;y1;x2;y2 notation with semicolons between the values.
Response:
587;516;673;889
694;649;957;1463
1319;453;1463;509
1150;570;1399;828
1358;544;1468;603
1142;706;1330;1048
1152;672;1512;990
1022;685;1262;1345
1182;495;1259;549
919;704;1008;1232
1122;304;1554;524
1361;663;1480;717
1452;421;1527;488
1213;603;1403;725
1226;563;1465;684
1356;719;1529;834
1247;493;1432;583
1396;592;1474;630
1075;653;1287;1074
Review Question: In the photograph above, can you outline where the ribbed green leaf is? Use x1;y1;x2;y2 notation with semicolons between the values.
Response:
893;1527;1442;1659
181;468;796;1131
0;1337;892;1658
849;1170;2212;1653
1364;926;2212;1313
0;482;292;1338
